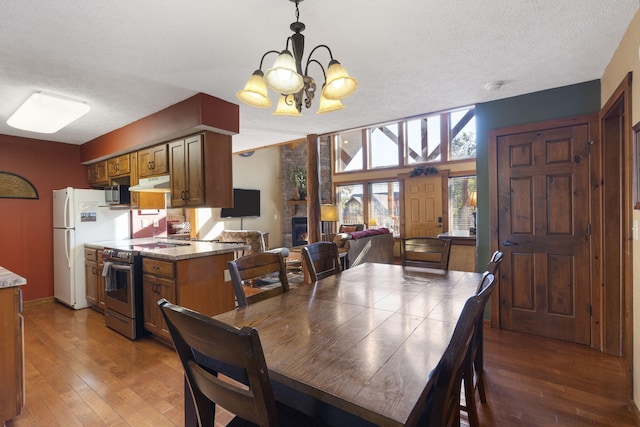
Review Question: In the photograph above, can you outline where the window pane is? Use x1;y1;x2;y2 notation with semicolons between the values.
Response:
336;184;364;225
368;124;399;169
368;182;400;236
406;116;441;164
449;108;476;160
335;131;363;172
448;176;477;232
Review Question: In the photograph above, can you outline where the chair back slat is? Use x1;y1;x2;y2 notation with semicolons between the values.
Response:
227;252;290;308
158;299;278;427
402;237;452;270
302;242;342;281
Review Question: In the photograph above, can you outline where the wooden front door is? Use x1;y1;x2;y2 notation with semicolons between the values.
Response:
495;122;592;344
404;175;443;237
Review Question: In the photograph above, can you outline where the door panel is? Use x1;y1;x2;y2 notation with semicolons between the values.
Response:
497;124;591;345
404;176;442;237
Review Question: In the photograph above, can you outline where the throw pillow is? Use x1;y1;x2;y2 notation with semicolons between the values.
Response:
341;225;358;233
332;233;350;248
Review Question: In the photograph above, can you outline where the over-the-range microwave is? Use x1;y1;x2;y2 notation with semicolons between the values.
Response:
105;185;130;205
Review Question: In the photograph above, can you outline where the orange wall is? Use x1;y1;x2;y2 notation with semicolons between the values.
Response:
0;135;87;301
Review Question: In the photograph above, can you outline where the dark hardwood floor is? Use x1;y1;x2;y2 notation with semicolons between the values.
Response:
6;301;640;427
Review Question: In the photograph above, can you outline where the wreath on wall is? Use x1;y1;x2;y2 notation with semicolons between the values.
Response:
409;166;438;177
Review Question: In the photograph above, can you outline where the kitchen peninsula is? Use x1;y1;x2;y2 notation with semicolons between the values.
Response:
0;266;26;424
85;239;248;343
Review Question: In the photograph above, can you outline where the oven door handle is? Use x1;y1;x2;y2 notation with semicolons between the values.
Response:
109;263;132;272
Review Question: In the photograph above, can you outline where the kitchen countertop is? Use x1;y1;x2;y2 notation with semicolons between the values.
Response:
0;266;27;288
85;238;250;261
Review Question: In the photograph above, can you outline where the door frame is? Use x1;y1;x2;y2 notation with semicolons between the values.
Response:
487;113;603;348
598;73;633;359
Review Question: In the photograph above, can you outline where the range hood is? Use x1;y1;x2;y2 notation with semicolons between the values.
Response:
128;175;170;193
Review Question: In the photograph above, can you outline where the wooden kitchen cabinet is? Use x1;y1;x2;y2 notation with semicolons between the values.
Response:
87;160;108;187
129;151;140;207
142;258;176;342
0;286;24;423
85;248;106;312
142;253;235;343
169;135;204;207
97;250;106;311
107;154;131;178
138;144;168;177
85;248;99;308
168;131;232;208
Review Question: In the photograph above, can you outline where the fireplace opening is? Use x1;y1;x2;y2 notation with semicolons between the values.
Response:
291;217;308;246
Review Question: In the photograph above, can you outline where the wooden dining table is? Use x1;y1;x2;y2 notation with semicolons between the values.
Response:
211;262;482;427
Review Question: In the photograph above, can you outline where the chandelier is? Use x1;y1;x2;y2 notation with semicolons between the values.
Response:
236;0;358;116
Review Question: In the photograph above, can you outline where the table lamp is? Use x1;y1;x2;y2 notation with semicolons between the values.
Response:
468;191;477;234
320;204;339;238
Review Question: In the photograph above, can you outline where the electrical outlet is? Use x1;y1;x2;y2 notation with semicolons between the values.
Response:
224;269;231;282
153;219;159;227
634;220;639;241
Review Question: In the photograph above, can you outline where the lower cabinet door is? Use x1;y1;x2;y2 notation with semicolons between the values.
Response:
142;274;176;342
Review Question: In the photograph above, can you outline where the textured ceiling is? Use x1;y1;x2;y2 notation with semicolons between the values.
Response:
0;1;637;153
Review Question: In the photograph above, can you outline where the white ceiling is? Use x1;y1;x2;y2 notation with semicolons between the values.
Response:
0;1;637;153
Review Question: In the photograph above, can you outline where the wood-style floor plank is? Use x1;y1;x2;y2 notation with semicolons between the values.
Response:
5;301;640;427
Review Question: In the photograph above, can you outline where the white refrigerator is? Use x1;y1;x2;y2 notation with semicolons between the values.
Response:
53;187;131;309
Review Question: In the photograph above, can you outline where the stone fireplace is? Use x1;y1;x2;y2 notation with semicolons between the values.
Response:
280;136;332;247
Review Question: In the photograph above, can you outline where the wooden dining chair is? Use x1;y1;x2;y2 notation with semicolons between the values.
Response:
227;252;290;308
420;273;495;427
462;272;499;427
401;237;452;270
301;242;342;281
157;299;317;427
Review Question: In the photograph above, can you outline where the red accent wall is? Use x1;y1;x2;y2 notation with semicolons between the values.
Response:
0;135;88;302
80;93;239;163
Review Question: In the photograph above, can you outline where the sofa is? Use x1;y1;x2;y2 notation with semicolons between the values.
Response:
333;227;394;268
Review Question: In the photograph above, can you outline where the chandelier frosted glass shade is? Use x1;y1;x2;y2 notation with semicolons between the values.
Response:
322;60;359;100
273;95;301;116
264;50;304;95
236;70;272;108
317;87;346;114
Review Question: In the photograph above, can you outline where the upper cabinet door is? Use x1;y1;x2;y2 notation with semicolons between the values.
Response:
169;135;203;207
88;161;108;187
107;154;131;178
138;144;168;177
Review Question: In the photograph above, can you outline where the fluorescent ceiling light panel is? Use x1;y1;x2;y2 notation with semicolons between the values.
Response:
7;92;91;133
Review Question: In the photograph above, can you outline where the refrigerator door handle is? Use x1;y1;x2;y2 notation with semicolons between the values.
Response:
65;229;72;268
64;190;72;229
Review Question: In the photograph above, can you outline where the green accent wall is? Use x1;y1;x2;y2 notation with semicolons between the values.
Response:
474;80;600;272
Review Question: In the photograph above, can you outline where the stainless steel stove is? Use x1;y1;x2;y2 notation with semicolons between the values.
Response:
102;246;145;340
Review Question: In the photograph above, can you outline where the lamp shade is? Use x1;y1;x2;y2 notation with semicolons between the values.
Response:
264;50;304;95
322;60;358;100
7;92;90;134
467;191;477;208
273;95;301;116
317;87;346;114
320;204;338;222
236;70;272;108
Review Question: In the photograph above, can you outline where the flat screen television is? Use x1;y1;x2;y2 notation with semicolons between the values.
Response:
220;188;261;218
